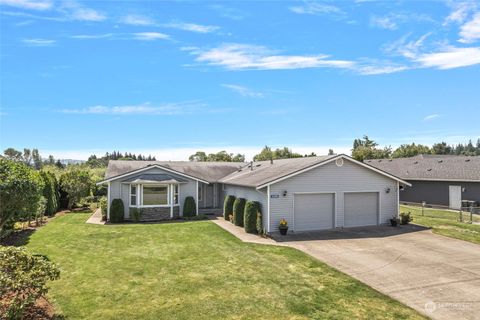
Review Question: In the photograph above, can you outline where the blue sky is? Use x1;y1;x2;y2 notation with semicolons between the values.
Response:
0;0;479;160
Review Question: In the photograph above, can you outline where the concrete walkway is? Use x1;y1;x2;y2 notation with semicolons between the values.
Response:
86;209;105;225
213;218;480;320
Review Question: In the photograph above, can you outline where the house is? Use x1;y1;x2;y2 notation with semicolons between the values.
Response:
365;155;480;209
97;154;410;233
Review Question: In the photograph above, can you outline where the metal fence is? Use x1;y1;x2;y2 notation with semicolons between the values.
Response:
400;201;480;224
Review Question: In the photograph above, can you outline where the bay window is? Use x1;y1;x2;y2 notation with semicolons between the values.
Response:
130;184;179;207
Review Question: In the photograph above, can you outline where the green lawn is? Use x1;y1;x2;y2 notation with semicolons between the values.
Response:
23;213;425;320
401;205;480;245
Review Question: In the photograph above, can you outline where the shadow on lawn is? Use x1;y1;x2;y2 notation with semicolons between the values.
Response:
0;228;37;247
272;224;430;242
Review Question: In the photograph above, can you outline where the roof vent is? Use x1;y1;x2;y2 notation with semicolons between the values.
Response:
388;159;392;162
427;168;432;171
256;164;261;167
466;159;471;162
378;160;382;162
414;161;418;164
438;160;443;163
335;158;344;167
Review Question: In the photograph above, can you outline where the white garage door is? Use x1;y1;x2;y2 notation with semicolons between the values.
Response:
294;193;334;231
344;192;379;227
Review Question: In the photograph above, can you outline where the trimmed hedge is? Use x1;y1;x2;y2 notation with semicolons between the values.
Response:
183;196;196;217
40;171;59;216
223;195;236;220
110;198;124;223
244;201;260;234
99;196;107;221
233;198;246;227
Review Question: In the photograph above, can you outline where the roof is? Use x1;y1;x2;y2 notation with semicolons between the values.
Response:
103;160;245;183
219;154;410;188
122;174;188;184
365;155;480;182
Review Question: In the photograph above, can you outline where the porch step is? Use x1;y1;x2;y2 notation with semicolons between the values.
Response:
198;208;223;216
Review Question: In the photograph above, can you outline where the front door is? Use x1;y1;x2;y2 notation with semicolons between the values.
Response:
449;185;462;209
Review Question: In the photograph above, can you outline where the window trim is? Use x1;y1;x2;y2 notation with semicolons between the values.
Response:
129;183;180;208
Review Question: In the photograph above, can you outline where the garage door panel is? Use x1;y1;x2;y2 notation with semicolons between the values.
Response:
344;192;378;227
294;193;334;231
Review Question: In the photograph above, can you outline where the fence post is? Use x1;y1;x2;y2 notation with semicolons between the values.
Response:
470;206;474;224
459;208;463;222
421;201;425;216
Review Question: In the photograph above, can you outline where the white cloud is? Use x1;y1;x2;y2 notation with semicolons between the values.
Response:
0;0;52;10
415;46;480;69
22;38;55;46
444;1;478;25
120;14;155;26
370;15;399;30
221;84;264;98
289;1;345;18
459;12;480;43
58;1;106;22
61;102;205;115
423;114;440;121
383;32;432;59
71;33;114;39
164;22;219;33
192;43;354;70
132;32;170;41
356;64;409;75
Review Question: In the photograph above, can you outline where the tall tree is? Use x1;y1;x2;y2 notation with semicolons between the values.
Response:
32;148;42;170
60;168;93;209
392;143;431;158
3;148;23;161
351;136;391;161
189;151;208;162
23;148;32;166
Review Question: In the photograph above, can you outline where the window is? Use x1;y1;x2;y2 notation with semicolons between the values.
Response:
174;185;179;205
198;183;203;201
143;186;168;205
130;185;137;206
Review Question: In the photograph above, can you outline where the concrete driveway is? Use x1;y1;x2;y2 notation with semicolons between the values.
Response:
272;225;480;320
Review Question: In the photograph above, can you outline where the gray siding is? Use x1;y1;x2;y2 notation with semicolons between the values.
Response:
223;184;268;229
108;167;198;218
269;159;398;232
400;180;480;206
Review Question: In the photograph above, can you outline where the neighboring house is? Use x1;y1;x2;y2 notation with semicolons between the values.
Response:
98;155;410;233
366;155;480;209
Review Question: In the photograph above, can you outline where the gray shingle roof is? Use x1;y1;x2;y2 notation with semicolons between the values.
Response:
218;155;336;188
122;174;188;184
365;155;480;181
104;160;245;183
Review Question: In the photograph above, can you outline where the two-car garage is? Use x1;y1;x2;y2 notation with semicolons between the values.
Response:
293;192;379;231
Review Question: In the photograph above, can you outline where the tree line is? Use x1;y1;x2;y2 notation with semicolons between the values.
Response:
351;136;480;161
86;151;156;168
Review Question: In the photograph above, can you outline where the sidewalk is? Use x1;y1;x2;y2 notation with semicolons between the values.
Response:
86;209;105;225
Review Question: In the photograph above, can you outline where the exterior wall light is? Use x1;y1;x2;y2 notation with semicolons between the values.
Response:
283;190;288;197
385;187;391;193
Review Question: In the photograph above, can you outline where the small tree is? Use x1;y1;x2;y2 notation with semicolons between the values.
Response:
60;168;93;209
233;198;246;227
183;196;196;217
244;201;260;234
0;247;60;319
223;195;236;220
110;199;124;223
0;159;44;232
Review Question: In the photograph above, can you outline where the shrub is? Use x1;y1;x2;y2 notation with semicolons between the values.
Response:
183;196;196;217
0;159;44;232
130;207;142;222
244;201;260;234
99;196;107;221
399;212;412;225
59;168;93;210
110;198;124;223
0;247;60;319
233;198;246;227
223;195;236;220
256;211;263;234
40;171;59;216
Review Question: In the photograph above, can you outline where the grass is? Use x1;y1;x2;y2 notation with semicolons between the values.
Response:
401;205;480;245
23;212;426;320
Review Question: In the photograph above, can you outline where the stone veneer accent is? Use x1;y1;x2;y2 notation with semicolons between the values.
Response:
128;206;182;222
